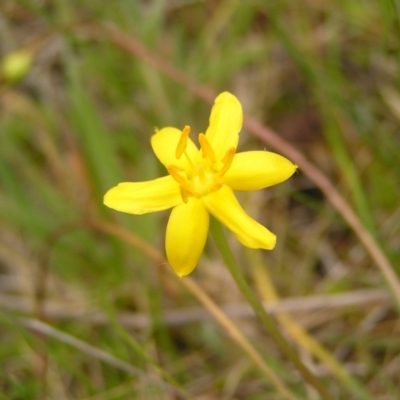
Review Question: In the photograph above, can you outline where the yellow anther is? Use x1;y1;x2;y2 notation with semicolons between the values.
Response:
180;187;189;204
218;147;235;177
192;190;202;198
209;182;222;192
169;164;203;202
167;165;186;186
198;134;215;163
175;125;191;159
180;183;202;202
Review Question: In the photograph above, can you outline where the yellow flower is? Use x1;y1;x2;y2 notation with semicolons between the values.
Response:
104;92;297;277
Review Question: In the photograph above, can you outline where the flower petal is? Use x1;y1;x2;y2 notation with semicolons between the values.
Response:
166;198;209;277
104;176;181;215
151;127;198;170
223;151;297;191
204;92;242;160
203;186;276;249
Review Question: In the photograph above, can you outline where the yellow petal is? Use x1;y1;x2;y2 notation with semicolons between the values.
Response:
203;186;276;249
151;127;198;170
104;176;181;215
166;198;209;277
223;151;297;191
204;92;242;160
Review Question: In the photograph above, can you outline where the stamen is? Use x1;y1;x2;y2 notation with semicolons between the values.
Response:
169;165;202;201
167;165;187;186
175;126;191;159
192;190;202;198
181;184;202;202
180;187;189;204
218;147;235;177
198;134;215;163
209;182;222;192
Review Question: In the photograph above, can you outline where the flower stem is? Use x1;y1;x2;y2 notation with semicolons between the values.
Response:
209;216;336;400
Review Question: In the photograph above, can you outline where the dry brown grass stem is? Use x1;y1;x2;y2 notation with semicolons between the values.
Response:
182;279;298;400
0;289;390;328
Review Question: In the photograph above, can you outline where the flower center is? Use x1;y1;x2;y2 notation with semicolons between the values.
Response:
168;126;235;203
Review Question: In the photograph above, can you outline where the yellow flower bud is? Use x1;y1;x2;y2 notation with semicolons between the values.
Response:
1;49;33;84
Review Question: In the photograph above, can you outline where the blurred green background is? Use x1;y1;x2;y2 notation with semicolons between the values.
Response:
0;0;399;399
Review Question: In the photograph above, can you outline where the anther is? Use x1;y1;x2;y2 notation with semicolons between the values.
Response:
198;134;216;163
180;185;201;203
180;187;189;204
218;147;235;177
209;182;222;192
175;126;191;159
167;165;186;186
